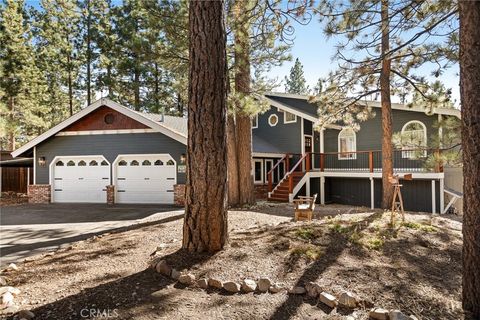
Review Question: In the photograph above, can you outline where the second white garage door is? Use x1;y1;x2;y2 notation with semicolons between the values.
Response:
114;154;176;204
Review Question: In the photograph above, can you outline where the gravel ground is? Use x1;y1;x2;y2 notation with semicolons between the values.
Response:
0;203;463;320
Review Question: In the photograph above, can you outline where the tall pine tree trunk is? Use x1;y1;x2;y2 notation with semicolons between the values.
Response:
460;1;480;318
183;0;228;252
7;97;15;151
67;56;73;116
134;66;140;111
233;0;255;205
380;0;394;209
86;0;92;105
227;114;240;206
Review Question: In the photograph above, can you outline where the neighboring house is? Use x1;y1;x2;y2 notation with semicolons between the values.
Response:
11;94;460;213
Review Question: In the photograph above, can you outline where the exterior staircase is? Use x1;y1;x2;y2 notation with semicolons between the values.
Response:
268;171;305;202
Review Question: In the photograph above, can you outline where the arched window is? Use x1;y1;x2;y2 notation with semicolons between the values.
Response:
118;160;127;166
154;160;163;166
338;128;356;160
67;160;76;166
401;121;427;158
89;160;98;166
55;160;64;166
166;160;175;166
78;160;86;166
268;114;279;127
101;160;109;166
130;160;139;166
142;160;151;166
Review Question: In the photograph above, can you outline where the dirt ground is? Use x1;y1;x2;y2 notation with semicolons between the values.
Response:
0;192;28;207
0;203;463;320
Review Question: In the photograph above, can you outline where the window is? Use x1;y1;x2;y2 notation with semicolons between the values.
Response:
130;160;139;166
166;160;175;166
101;160;109;166
284;111;297;123
401;120;427;158
78;160;87;166
251;115;258;129
265;159;274;183
104;113;115;124
268;114;278;127
338;128;357;160
55;161;64;166
142;160;151;166
89;160;98;166
67;160;76;166
118;160;127;166
154;160;163;166
253;159;263;183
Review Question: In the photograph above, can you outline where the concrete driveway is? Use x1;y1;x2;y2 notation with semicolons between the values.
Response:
0;203;184;266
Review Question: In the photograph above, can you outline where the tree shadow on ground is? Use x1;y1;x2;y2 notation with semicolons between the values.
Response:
20;248;213;320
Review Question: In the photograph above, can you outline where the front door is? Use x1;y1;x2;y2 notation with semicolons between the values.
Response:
304;136;313;153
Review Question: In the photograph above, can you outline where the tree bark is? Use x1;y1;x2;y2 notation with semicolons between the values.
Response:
227;114;240;206
67;56;73;116
86;0;92;105
183;0;228;252
460;2;480;318
380;0;394;209
233;0;255;205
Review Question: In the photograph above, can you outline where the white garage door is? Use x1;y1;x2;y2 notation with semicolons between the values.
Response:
114;154;176;204
52;156;110;203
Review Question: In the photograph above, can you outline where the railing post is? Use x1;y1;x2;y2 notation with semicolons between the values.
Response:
268;171;272;192
306;152;311;172
369;151;373;173
286;153;290;171
288;175;293;193
320;153;325;172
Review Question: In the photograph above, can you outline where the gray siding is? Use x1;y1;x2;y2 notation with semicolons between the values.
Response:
324;109;438;152
253;107;302;154
36;133;186;184
265;95;318;118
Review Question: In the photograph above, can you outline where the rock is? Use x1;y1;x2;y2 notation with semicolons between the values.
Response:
1;291;14;309
241;279;257;293
171;269;180;280
409;316;419;320
7;264;18;272
0;305;18;314
269;283;286;293
0;287;21;296
288;286;306;295
157;243;168;250
389;309;410;320
338;291;358;308
223;281;241;293
208;278;223;289
319;292;337;308
197;278;208;289
305;282;321;298
369;308;389;320
17;310;35;319
345;317;355;320
155;260;172;276
178;273;195;285
0;277;6;286
257;278;272;292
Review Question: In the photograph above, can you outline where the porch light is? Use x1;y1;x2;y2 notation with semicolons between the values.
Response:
38;156;46;167
180;153;186;164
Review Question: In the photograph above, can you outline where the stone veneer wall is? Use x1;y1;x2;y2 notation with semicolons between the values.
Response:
174;184;186;206
27;185;51;204
254;184;269;200
106;185;115;205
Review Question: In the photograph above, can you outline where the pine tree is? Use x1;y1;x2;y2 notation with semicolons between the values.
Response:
315;0;457;208
284;58;308;94
459;1;480;318
313;77;323;95
0;0;48;150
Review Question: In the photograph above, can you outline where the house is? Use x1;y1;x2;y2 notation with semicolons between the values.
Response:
11;94;460;213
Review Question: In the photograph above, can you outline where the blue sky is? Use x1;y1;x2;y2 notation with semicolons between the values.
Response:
268;15;460;105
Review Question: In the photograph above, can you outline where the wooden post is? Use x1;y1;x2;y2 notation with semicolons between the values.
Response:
306;152;311;172
286;153;290;172
268;171;272;192
320;153;325;172
369;151;374;173
288;175;293;193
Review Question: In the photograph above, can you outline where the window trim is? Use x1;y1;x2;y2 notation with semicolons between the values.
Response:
283;111;297;124
252;114;258;129
253;159;264;184
401;120;427;158
338;128;357;160
264;159;274;183
268;114;279;127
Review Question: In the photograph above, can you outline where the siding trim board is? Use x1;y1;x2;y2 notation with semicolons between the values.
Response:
56;129;156;136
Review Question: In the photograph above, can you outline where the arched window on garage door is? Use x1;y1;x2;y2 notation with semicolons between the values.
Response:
154;160;163;166
142;160;151;166
56;160;64;166
67;160;76;166
78;160;87;166
89;160;98;166
119;160;127;166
